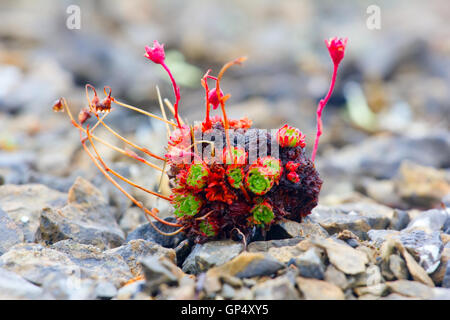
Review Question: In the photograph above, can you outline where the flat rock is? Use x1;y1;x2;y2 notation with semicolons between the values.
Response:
106;239;176;277
182;240;243;274
297;277;345;300
0;208;24;255
395;161;450;208
310;205;371;239
51;240;133;287
252;276;300;300
442;261;450;288
126;218;186;248
368;229;400;247
36;177;125;249
0;184;66;241
399;228;443;274
0;267;46;299
140;256;184;294
392;240;435;287
406;208;449;233
247;238;304;252
207;252;284;279
0;243;80;286
314;239;369;275
268;218;329;240
386;280;433;299
289;248;326;280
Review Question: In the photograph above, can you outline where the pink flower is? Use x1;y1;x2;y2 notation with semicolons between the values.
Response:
325;37;347;65
207;87;224;110
144;40;165;65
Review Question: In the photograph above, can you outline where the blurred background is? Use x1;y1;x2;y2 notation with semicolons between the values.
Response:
0;0;449;222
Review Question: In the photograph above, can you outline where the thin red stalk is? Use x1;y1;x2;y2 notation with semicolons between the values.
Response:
161;62;182;129
202;70;212;129
311;63;338;162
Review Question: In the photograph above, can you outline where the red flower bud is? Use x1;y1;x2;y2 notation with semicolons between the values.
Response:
286;161;301;172
144;40;165;65
325;37;347;66
208;87;224;110
287;171;300;183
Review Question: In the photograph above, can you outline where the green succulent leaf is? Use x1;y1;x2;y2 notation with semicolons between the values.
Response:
173;193;203;217
199;220;217;237
245;166;274;195
186;164;209;189
226;167;244;189
251;202;274;225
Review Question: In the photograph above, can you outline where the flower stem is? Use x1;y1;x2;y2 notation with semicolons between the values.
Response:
161;62;182;129
311;63;338;162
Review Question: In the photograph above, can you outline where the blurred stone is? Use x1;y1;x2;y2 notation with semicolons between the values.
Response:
399;229;443;274
36;178;125;249
288;247;325;280
406;208;449;233
0;267;45;299
0;207;24;255
0;243;80;286
253;276;300;300
268;217;328;240
354;283;388;297
119;207;147;236
247;238;304;252
297;277;345;300
368;229;400;247
140;256;183;294
126;217;186;248
0;184;66;242
314;239;369;275
207;252;284;279
95;281;118;300
319;133;450;180
324;265;349;290
106;239;176;277
51;240;133;287
395;161;450;208
182;240;243;274
390;209;410;231
386;280;433;299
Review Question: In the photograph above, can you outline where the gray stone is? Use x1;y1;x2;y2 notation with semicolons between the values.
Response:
41;273;96;300
0;243;80;286
318;134;450;180
314;239;369;275
406;208;449;233
0;208;24;255
140;256;182;294
289;248;325;280
95;281;118;300
116;280;147;300
325;265;349;290
389;210;410;230
247;238;303;252
221;283;236;299
182;240;243;274
206;252;284;279
386;280;433;299
253;276;300;300
399;229;443;274
432;287;450;300
268;218;328;239
126;218;186;248
0;267;45;299
442;261;450;288
106;239;176;277
36;177;125;249
0;184;67;242
51;240;133;287
368;229;400;247
389;254;409;280
297;277;345;300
